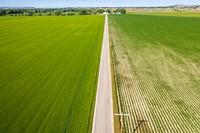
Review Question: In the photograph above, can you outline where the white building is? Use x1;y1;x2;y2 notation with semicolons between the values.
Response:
103;12;109;15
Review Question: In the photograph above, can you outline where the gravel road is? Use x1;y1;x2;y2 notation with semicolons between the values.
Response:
92;15;114;133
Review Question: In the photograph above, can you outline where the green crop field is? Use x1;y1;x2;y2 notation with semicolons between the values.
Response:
109;14;200;132
0;16;104;133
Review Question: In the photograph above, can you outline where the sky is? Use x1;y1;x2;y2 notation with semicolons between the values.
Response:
0;0;200;7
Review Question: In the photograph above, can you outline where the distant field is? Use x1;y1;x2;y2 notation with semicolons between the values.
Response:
109;14;200;132
141;12;200;18
0;16;104;132
127;12;200;18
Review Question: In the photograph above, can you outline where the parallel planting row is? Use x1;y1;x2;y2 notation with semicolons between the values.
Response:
0;16;104;133
109;14;200;133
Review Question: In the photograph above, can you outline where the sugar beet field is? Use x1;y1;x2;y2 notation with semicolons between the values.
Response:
0;16;104;132
109;14;200;132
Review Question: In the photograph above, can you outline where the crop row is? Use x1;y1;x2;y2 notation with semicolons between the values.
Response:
109;14;200;133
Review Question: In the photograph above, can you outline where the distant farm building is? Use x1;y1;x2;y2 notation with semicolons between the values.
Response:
103;12;109;15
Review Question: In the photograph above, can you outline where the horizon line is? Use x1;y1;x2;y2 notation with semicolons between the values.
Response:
1;4;200;9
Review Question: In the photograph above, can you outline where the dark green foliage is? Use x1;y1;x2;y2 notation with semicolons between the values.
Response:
55;10;61;16
67;12;75;16
96;9;105;14
106;9;111;13
26;11;34;16
0;10;6;16
115;8;126;14
47;12;52;16
79;9;88;15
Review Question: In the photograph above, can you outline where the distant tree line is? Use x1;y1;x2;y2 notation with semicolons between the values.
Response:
0;8;126;16
114;8;126;14
0;8;50;16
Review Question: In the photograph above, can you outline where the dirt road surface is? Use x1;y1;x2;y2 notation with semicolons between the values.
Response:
92;15;114;133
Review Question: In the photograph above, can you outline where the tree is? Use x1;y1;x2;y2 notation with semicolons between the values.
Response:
5;10;11;15
67;12;75;16
116;8;126;14
47;12;52;16
106;9;111;13
0;10;6;16
96;9;105;14
55;11;61;16
113;10;117;14
79;9;87;15
27;11;34;16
